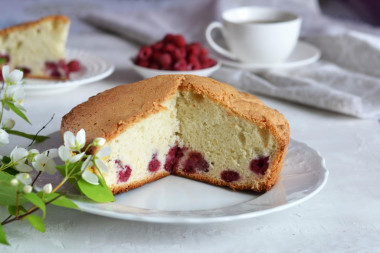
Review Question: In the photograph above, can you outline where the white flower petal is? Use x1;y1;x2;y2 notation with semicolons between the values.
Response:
96;146;111;158
63;131;76;149
42;183;52;194
95;158;108;172
16;173;32;185
8;69;23;84
2;65;9;81
0;129;9;147
82;170;99;185
44;148;58;158
10;147;28;163
70;152;84;163
93;137;106;147
81;155;92;172
16;163;33;172
58;145;71;162
76;129;86;149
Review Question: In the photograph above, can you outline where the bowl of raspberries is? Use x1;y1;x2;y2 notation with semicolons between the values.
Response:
131;34;220;78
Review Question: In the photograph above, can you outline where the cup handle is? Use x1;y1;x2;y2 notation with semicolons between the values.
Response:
205;22;238;60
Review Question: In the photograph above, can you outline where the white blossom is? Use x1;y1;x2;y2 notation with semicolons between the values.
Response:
16;173;32;185
93;137;106;147
10;147;32;172
82;170;99;185
94;146;111;172
23;185;32;194
32;153;57;175
58;145;84;163
0;129;9;147
2;65;23;86
3;118;15;129
63;129;85;150
10;178;19;186
42;183;52;194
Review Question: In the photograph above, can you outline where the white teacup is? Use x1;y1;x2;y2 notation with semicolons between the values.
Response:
205;7;302;64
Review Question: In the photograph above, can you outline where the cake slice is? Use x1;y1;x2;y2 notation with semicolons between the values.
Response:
0;15;72;79
61;75;290;194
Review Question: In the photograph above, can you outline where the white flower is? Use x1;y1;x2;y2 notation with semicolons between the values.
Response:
16;173;32;185
93;137;106;147
10;178;19;186
27;149;40;163
10;147;33;172
23;185;32;194
2;65;23;86
0;129;9;147
94;146;111;172
43;148;58;158
32;153;57;175
82;170;99;185
81;155;92;172
1;84;26;111
58;145;84;163
2;118;15;129
42;183;52;194
63;129;86;150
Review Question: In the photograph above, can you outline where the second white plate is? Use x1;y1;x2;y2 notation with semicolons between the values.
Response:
24;49;114;92
219;41;321;72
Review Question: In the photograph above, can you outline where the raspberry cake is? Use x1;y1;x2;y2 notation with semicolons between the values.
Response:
0;15;79;79
61;75;290;194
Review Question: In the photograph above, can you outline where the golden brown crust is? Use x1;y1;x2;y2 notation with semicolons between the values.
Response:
111;171;170;195
0;15;70;37
61;75;290;192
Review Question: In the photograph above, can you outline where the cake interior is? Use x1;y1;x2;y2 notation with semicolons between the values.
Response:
0;17;69;78
103;91;279;194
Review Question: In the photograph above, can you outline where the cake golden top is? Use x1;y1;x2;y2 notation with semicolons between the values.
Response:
61;75;289;148
0;15;70;37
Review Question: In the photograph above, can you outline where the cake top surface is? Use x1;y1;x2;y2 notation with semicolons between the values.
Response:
61;75;289;148
0;15;70;37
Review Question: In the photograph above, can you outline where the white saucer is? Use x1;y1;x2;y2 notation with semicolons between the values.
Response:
219;41;321;72
24;49;114;93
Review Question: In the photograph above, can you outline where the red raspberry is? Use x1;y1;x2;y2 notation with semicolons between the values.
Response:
149;62;159;69
68;60;81;72
190;42;202;49
173;59;187;71
201;58;216;68
50;70;61;78
45;61;58;70
163;34;175;44
138;46;152;60
172;35;186;47
152;42;163;51
137;59;150;68
172;47;186;61
163;43;176;54
187;45;200;57
187;57;201;70
158;53;172;68
151;51;162;63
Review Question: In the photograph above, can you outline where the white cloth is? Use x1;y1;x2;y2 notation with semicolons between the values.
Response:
84;0;380;118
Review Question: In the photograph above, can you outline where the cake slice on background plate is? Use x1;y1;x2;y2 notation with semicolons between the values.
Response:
61;75;290;194
0;15;80;80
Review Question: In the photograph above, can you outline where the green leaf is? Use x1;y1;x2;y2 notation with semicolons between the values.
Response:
4;101;31;125
6;129;49;143
43;193;78;209
23;192;46;218
7;205;27;216
0;174;27;205
0;223;9;246
26;215;45;232
77;177;115;203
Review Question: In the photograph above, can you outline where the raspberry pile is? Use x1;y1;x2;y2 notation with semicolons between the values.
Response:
135;34;216;71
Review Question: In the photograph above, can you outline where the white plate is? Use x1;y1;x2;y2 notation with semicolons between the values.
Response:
130;58;221;79
219;41;321;71
64;138;328;224
24;49;114;92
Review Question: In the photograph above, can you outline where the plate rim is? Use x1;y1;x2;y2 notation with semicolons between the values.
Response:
24;48;115;90
219;41;321;71
70;138;329;224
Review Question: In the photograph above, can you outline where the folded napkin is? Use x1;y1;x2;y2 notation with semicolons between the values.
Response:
84;0;380;118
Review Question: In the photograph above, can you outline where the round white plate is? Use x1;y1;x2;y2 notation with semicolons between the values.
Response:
219;41;321;71
24;49;114;92
65;138;328;224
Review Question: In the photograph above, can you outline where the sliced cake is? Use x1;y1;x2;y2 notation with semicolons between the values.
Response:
61;75;290;194
0;15;76;80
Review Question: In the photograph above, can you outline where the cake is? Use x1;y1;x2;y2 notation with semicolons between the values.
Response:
0;15;74;80
61;75;290;194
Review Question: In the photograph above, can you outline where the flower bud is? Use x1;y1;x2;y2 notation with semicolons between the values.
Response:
42;183;52;194
3;118;15;130
23;185;32;194
93;137;106;147
10;178;19;186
